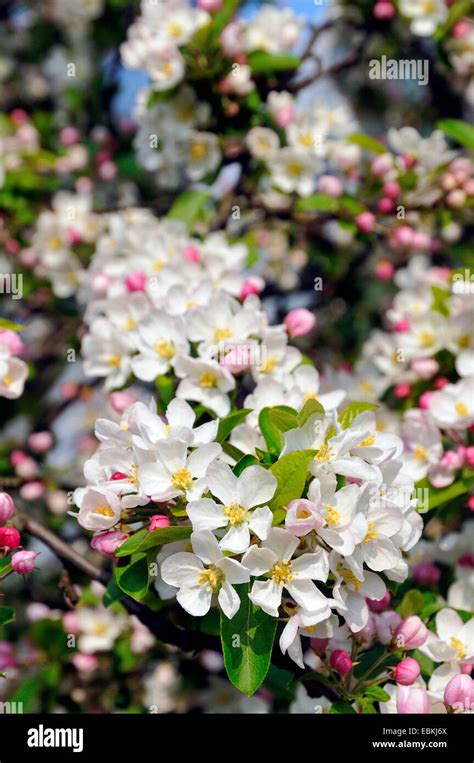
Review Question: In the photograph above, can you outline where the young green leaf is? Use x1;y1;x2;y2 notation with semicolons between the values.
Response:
114;554;150;601
269;449;316;513
220;583;277;696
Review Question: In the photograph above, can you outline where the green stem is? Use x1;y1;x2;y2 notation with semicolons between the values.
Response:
352;649;391;695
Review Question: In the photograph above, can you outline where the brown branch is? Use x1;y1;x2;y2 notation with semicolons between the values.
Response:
289;38;367;92
19;513;217;653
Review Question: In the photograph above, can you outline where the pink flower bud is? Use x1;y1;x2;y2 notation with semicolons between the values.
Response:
275;105;295;129
67;227;82;245
20;481;44;501
60;381;79;399
149;515;170;531
375;610;402;644
0;493;15;525
183;245;201;263
461;663;473;675
447;189;466;209
10;108;28;125
355;211;376;233
394;384;411;399
419;391;434;410
198;0;222;11
0;329;25;355
383;180;401;198
413;562;440;585
391;225;414;249
11;550;38;575
392;616;429;650
15;456;39;480
91;530;128;557
63;611;81;634
444;674;473;711
394;319;410;333
367;591;391;612
397;685;429;713
241;275;264;300
72;652;99;672
394;657;421;686
109;391;136;413
284;308;316;338
285;498;323;536
374;1;396;19
371;153;392;177
60;126;80;145
318;175;344;198
124;271;146;292
111;471;127;481
464;446;474;469
453;20;470;38
330;649;353;676
411;357;439;380
378;197;395;214
374;259;394;280
10;449;27;467
28;431;53;453
0;642;17;670
463;178;474;196
412;232;431;252
0;526;20;550
403;154;417;170
469;496;474;512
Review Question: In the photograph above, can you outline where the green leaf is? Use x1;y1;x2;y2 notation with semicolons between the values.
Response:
0;607;15;626
210;0;240;35
259;406;298;456
216;409;251;442
220;583;277;696
115;526;192;557
102;578;123;608
222;441;246;462
269;449;316;513
155;375;175;409
329;701;357;714
347;133;387;154
365;685;391;702
167;190;212;230
233;454;260;477
437;119;474;149
397;589;424;618
114;554;150;601
338;402;379;429
431;284;450;316
298;398;325;425
417;475;474;511
248;51;301;74
294;194;340;214
0;318;24;332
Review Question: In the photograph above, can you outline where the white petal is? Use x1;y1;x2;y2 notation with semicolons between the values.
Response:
241;546;277;575
219;557;251;585
265;527;299;562
206;460;237;504
187;499;227;532
219;524;251;554
160;552;203;588
187;443;222;478
248;506;273;540
191;530;222;565
286;579;328;612
436;608;463;641
291;549;329;582
249;579;282;617
218;581;240;619
279;615;300;655
177;585;212;616
237;465;277;509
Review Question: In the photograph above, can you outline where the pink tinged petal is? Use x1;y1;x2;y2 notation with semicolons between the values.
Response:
241;546;277;575
190;529;222;565
160;552;203;588
236;465;277;509
219;557;251;585
187;498;227;532
248;506;273;540
249;579;282;617
206;460;237;504
286;579;328;612
219;524;251;554
291;550;329;582
177;585;212;616
187;443;222;478
265;527;299;562
279;615;300;655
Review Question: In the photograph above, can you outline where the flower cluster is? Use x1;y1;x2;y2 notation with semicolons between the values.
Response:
0;492;38;577
0;328;28;400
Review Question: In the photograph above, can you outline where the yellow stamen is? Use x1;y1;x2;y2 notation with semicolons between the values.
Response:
287;161;303;177
357;434;375;448
455;402;468;417
94;505;115;518
214;327;233;342
154;340;175;360
339;566;362;593
413;445;428;461
2;374;12;386
127;465;139;485
92;622;109;636
419;331;434;348
190;142;206;160
314;444;334;462
260;357;278;374
363;520;378;544
197;565;223;592
171;468;192;492
324;503;340;526
199;372;218;388
123;317;137;331
450;636;466;660
270;560;293;587
303;391;319;404
107;355;121;368
223;502;247;526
